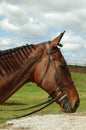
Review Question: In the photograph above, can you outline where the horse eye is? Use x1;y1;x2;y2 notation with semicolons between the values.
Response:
60;64;66;69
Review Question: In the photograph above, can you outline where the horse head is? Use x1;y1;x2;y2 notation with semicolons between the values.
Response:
33;31;80;113
0;31;80;113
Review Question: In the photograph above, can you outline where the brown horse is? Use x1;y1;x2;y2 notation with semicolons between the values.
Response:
0;31;79;113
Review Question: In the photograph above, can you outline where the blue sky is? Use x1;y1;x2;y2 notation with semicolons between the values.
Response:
0;0;86;66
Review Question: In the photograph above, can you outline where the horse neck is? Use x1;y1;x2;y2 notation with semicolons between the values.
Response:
0;44;45;103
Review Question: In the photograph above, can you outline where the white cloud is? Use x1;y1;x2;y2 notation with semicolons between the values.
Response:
0;18;20;33
60;32;86;65
0;0;86;65
61;32;86;50
0;37;23;50
0;0;86;39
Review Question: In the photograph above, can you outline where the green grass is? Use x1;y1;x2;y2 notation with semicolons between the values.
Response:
71;73;86;113
0;72;86;124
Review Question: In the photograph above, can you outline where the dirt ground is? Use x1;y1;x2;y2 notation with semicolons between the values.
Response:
0;113;86;130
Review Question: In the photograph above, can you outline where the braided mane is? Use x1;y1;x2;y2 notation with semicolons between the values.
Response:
0;44;36;77
0;44;35;57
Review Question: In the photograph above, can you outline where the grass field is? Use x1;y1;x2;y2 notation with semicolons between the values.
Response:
0;72;86;124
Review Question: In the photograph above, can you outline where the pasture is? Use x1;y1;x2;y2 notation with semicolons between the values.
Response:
0;72;86;124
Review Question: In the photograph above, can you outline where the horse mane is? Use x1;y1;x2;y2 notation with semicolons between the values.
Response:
0;44;36;77
0;44;35;57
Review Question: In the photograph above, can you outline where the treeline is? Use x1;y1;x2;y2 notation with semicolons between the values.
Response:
68;65;86;73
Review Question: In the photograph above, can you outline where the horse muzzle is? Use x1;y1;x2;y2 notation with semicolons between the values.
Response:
62;97;80;113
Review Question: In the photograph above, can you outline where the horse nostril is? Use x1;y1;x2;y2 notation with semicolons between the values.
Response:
74;99;80;109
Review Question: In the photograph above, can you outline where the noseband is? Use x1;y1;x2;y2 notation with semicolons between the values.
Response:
45;43;74;100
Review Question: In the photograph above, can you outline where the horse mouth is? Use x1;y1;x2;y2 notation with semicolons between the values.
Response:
61;97;80;113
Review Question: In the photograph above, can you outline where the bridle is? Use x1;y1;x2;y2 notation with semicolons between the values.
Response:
45;43;74;100
0;43;74;119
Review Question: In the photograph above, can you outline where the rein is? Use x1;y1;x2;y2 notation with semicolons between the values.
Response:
17;94;67;119
0;94;67;119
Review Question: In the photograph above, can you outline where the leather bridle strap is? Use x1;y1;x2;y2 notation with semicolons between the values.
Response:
45;43;74;98
49;81;74;98
0;94;67;119
46;43;62;91
39;59;50;85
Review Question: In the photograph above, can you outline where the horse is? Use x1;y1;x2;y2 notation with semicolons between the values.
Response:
0;31;80;113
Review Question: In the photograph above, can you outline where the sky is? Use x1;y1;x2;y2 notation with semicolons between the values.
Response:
0;0;86;66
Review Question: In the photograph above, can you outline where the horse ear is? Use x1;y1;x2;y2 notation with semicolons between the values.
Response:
50;31;65;47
